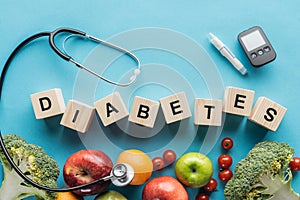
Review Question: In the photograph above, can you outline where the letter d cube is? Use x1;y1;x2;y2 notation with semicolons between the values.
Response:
30;88;66;119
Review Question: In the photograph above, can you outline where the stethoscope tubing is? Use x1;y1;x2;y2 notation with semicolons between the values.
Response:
0;31;51;100
0;28;137;193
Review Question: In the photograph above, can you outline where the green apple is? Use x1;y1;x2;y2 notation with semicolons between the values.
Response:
94;190;127;200
174;152;213;188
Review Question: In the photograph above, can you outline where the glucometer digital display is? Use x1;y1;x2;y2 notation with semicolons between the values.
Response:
240;30;266;52
238;26;276;67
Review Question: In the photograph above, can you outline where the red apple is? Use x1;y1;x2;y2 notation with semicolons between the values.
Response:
142;176;188;200
63;150;113;196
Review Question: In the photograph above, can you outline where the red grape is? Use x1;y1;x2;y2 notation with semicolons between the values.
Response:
152;157;165;171
163;149;176;165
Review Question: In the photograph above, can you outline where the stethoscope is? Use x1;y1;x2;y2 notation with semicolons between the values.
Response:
0;28;139;192
0;138;134;192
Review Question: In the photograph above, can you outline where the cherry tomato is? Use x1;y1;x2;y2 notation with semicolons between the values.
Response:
195;193;209;200
152;157;165;171
218;169;233;182
163;149;177;165
290;157;300;172
203;178;218;192
221;138;233;150
218;154;233;169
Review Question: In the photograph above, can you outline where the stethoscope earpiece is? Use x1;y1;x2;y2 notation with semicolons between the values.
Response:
64;32;141;87
129;68;141;82
134;68;141;76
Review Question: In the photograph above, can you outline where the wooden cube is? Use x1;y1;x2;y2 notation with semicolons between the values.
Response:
160;92;192;124
94;92;129;126
30;88;65;119
60;100;95;133
194;99;223;126
223;87;255;116
248;97;287;132
128;96;160;128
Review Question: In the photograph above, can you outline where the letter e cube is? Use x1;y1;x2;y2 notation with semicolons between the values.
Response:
223;87;255;116
160;92;192;124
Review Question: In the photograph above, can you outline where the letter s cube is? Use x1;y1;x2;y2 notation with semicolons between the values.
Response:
248;97;287;132
30;88;66;119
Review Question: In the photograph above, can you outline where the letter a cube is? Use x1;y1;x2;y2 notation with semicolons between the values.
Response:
30;88;66;119
128;96;160;128
94;92;129;126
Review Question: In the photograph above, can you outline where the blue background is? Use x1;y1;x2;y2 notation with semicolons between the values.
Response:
1;1;300;200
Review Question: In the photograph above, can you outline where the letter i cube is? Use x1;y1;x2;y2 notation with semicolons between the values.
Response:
30;88;66;119
60;100;95;133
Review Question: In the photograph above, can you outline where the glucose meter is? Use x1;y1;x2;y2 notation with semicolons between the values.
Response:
238;26;276;67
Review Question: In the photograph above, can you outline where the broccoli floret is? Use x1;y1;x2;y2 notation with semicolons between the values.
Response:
0;134;60;200
224;141;300;200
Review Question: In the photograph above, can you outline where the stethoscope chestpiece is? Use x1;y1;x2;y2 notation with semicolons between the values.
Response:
111;163;134;187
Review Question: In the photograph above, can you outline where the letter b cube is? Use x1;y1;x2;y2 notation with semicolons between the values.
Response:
129;96;160;128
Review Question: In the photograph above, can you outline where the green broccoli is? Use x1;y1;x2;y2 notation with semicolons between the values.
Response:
224;141;300;200
0;134;60;200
